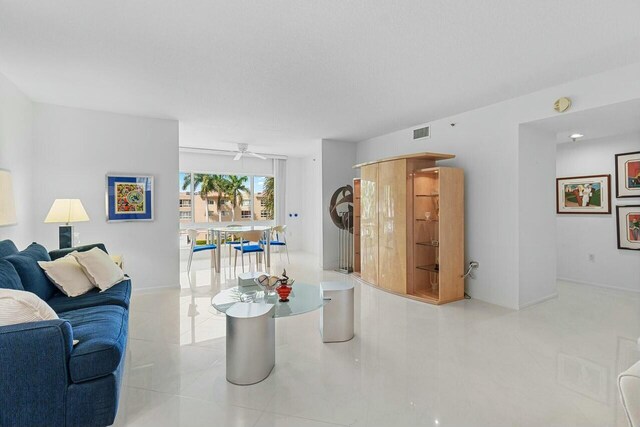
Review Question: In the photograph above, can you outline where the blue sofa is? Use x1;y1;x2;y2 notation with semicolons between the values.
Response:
0;240;131;427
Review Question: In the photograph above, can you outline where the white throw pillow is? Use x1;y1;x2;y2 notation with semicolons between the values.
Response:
71;248;125;291
38;255;97;297
0;289;59;326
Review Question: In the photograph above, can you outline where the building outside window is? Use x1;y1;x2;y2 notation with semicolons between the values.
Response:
179;172;275;223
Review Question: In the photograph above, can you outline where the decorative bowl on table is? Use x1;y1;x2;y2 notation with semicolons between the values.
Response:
255;275;279;296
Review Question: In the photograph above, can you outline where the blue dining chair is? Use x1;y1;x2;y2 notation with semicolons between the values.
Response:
260;225;289;263
187;229;217;274
225;225;249;265
233;230;264;272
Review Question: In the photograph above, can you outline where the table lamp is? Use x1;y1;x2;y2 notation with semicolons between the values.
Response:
0;169;17;226
44;199;90;248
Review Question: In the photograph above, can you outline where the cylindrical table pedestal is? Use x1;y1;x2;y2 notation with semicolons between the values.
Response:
320;281;355;343
226;302;275;385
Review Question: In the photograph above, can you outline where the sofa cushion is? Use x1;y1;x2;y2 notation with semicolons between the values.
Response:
59;305;128;383
71;248;125;291
0;259;23;290
4;243;56;301
47;278;131;313
49;243;108;261
38;255;96;297
0;240;19;259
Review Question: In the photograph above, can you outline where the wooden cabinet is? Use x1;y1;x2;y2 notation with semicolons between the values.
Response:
411;167;464;304
354;153;465;305
353;178;361;273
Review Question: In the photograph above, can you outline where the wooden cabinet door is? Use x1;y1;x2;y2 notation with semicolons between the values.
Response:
360;164;379;285
377;160;407;293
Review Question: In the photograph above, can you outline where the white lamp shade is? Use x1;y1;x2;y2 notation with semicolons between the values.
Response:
44;199;90;224
0;169;17;226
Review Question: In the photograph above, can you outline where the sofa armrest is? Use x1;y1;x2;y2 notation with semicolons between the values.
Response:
619;360;640;427
49;243;108;260
0;320;74;427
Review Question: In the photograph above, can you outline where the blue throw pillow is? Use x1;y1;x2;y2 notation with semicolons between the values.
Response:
0;240;19;258
5;242;56;301
0;259;23;290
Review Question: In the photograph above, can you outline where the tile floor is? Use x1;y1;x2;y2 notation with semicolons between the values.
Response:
113;250;640;427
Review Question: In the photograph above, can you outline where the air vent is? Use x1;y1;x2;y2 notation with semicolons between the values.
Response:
413;126;430;140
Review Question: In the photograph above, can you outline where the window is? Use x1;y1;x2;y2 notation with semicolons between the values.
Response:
178;172;275;223
253;176;274;221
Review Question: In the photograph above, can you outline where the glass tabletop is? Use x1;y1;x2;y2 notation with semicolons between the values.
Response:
208;225;272;232
211;283;326;318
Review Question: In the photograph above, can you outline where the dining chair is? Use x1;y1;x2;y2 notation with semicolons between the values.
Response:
260;225;289;263
226;224;249;265
233;230;264;272
186;229;217;274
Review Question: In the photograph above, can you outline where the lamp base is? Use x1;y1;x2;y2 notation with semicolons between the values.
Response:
59;225;74;249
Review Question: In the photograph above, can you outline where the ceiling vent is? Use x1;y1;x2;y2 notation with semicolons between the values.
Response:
413;126;430;140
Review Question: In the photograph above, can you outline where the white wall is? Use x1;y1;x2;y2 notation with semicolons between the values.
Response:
356;62;640;309
0;72;35;248
301;147;323;260
518;125;558;307
321;139;357;270
556;133;640;292
33;103;180;289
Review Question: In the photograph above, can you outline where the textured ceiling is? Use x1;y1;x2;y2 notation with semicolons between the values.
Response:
1;0;640;154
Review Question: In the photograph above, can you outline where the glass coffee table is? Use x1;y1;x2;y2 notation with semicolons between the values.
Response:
211;283;326;385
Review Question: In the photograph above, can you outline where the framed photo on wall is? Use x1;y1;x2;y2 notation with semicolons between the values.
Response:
556;174;611;214
105;174;154;222
615;151;640;198
616;205;640;251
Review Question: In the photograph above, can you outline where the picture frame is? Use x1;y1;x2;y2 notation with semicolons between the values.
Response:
105;174;154;222
616;205;640;251
615;151;640;198
556;174;611;214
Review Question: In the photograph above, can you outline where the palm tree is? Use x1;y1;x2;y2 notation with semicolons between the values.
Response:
182;173;226;222
225;175;249;221
262;177;275;219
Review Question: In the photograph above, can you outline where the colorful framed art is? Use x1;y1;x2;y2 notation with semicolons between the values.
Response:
615;151;640;198
616;205;640;251
556;174;611;214
105;174;154;222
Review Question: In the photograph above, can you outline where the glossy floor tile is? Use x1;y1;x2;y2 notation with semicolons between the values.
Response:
113;250;640;427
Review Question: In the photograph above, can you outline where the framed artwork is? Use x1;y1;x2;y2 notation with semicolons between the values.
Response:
105;174;154;222
616;205;640;251
556;174;611;214
615;151;640;198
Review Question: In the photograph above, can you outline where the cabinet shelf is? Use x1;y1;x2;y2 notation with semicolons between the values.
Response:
416;264;440;273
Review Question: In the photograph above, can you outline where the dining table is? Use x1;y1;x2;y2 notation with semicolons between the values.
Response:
207;225;273;273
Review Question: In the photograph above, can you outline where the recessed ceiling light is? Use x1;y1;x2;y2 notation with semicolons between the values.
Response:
570;133;584;141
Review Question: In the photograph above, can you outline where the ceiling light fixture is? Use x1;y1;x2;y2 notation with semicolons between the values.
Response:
570;133;584;142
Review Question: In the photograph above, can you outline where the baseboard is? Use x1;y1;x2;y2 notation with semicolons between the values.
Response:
132;283;180;294
519;292;558;309
557;277;640;294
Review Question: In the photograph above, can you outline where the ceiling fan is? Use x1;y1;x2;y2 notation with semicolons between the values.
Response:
233;143;267;161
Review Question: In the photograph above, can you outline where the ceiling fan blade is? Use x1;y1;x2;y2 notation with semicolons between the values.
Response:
248;151;267;160
233;152;243;161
